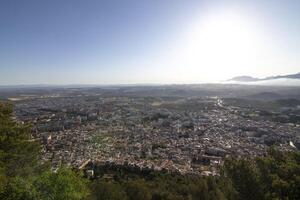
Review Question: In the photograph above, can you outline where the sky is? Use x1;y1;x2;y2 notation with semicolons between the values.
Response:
0;0;300;85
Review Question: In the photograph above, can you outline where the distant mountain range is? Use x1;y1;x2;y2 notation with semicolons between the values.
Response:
229;72;300;82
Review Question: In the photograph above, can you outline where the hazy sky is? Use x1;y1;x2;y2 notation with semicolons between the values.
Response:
1;0;300;85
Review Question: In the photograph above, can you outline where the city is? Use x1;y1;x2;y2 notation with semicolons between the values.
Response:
5;85;299;177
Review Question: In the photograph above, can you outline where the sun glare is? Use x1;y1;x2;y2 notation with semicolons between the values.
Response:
177;11;262;81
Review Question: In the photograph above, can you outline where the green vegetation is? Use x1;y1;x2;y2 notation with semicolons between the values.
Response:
223;148;300;200
89;170;235;200
0;102;299;200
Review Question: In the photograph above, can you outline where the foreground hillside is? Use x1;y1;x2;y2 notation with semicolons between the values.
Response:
0;102;299;200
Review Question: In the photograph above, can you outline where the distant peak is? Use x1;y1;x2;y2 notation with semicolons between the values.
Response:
229;76;260;82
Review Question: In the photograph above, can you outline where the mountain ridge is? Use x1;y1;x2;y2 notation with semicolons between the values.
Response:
230;72;300;82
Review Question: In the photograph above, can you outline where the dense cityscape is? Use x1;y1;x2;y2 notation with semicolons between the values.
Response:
5;85;299;177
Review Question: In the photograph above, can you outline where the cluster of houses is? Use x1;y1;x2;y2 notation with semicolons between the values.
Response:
13;94;300;175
